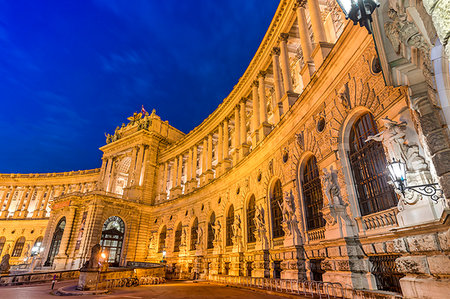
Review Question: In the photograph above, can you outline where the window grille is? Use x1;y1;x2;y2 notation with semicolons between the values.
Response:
174;224;182;252
349;113;397;216
100;216;125;266
226;205;234;247
302;156;325;230
370;255;404;293
158;226;166;253
271;180;284;238
207;213;215;249
12;237;25;257
190;218;198;251
247;195;256;243
45;217;66;266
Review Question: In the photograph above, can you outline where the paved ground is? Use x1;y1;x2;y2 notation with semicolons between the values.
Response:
1;280;291;298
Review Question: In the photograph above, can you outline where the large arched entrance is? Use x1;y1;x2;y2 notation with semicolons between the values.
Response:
100;216;125;267
45;217;66;266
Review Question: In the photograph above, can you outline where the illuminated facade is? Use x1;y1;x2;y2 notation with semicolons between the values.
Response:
1;0;449;297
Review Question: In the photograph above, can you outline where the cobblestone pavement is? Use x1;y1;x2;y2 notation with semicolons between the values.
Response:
1;280;293;298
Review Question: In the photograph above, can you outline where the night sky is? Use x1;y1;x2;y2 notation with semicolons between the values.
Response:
0;0;279;173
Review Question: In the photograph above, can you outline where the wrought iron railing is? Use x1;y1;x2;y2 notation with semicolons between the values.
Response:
208;274;403;299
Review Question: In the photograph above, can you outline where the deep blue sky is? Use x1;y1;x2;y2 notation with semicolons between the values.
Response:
0;0;279;173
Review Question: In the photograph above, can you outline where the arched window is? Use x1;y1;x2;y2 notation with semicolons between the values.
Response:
226;205;234;247
174;223;182;252
158;226;166;253
45;217;66;266
190;218;198;251
247;195;256;243
12;237;25;257
349;113;397;216
100;216;125;266
31;236;43;256
207;212;215;249
0;237;5;256
270;180;284;238
302;156;325;230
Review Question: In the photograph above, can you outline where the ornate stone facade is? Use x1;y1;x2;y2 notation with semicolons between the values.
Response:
0;0;449;297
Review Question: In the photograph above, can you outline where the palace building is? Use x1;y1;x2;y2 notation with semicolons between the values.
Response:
1;0;449;297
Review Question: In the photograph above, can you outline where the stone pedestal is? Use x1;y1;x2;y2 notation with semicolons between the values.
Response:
170;186;182;199
239;144;250;158
186;179;198;193
251;130;259;147
203;170;214;184
300;62;315;87
322;204;355;240
252;251;269;278
209;255;222;275
77;270;101;291
281;92;299;115
259;122;272;139
312;42;334;69
279;247;307;280
229;253;244;276
123;186;143;201
221;158;232;174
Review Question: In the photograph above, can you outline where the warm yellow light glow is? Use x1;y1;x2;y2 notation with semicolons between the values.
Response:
101;252;106;259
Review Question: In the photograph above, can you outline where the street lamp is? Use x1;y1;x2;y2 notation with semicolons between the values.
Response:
336;0;379;33
387;159;442;203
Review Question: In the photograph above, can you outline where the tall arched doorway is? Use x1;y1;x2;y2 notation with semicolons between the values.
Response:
45;217;66;266
100;216;125;267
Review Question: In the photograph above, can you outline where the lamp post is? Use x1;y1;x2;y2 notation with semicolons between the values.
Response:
387;159;442;203
336;0;379;33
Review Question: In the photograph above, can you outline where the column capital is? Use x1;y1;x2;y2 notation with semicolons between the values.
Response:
279;33;289;42
252;80;259;87
240;97;248;104
257;70;266;79
294;0;307;9
271;47;281;56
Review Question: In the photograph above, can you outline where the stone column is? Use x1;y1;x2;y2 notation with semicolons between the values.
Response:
0;187;8;207
233;105;241;164
54;206;76;270
279;33;293;93
308;0;332;67
160;162;168;199
308;0;326;43
98;158;107;186
104;157;113;192
207;134;213;171
192;145;198;186
222;118;232;172
218;123;224;164
33;187;45;217
240;99;250;157
22;186;36;218
202;138;208;175
177;154;183;188
187;148;193;182
257;71;272;139
134;145;145;186
1;186;15;218
39;187;52;218
271;47;283;123
171;159;178;196
14;187;28;218
295;0;315;79
251;81;260;145
127;147;138;188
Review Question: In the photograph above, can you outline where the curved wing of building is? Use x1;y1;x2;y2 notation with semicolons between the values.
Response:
1;0;449;296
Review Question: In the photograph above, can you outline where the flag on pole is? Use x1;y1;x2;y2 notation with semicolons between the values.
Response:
141;105;148;116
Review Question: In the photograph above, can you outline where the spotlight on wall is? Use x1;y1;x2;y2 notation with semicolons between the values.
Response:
336;0;379;33
387;159;442;203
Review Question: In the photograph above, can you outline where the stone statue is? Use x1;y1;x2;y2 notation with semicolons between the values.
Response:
181;228;187;247
0;254;10;274
232;214;242;247
104;133;112;144
279;190;298;236
81;244;101;271
366;117;427;171
254;205;268;247
212;220;222;244
196;226;203;249
321;166;343;206
148;233;156;250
